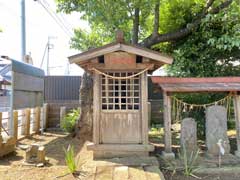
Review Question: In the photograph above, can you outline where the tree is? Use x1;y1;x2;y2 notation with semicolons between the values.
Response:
167;2;240;77
56;0;236;49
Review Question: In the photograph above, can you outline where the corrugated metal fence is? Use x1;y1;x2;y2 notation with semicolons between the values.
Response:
44;76;81;102
44;76;81;127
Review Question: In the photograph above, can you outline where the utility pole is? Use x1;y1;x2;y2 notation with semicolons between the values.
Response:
47;37;50;75
21;0;26;61
46;36;55;75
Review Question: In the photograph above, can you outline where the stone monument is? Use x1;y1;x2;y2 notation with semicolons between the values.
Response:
180;118;197;152
206;105;230;156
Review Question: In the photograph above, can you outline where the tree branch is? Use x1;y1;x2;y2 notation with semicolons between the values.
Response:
132;7;140;44
141;0;233;48
153;1;160;35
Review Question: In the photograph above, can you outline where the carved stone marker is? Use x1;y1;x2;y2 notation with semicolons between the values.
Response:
206;105;230;156
180;118;197;152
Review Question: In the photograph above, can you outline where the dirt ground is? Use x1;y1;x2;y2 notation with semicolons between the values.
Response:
1;130;240;180
0;131;94;180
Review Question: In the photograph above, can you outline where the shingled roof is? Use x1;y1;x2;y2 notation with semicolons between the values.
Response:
68;42;173;65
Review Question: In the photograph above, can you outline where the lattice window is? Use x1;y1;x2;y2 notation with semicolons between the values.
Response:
101;72;140;110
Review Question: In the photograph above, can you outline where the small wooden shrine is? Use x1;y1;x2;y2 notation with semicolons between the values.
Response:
69;32;173;158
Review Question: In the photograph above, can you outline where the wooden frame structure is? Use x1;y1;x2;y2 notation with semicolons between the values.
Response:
151;76;240;158
69;34;173;158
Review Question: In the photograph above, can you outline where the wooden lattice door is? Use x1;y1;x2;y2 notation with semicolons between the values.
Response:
100;72;142;144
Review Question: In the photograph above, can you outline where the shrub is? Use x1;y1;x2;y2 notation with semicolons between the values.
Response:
179;144;200;178
61;109;80;133
63;144;77;174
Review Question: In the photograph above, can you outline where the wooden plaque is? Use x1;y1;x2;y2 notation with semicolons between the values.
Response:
104;52;136;69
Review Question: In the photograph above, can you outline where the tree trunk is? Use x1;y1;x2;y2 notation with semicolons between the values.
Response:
74;72;93;138
141;0;233;48
132;7;140;44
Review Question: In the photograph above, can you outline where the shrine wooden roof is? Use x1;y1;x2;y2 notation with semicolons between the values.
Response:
68;42;173;65
151;76;240;93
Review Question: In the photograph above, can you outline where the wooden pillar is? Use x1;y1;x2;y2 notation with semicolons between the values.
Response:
34;107;41;134
141;72;148;144
13;110;18;141
21;110;26;135
234;94;240;157
8;112;12;136
42;103;48;129
162;91;175;159
24;108;31;136
93;73;100;144
148;102;151;129
0;112;2;143
60;106;66;125
0;112;2;136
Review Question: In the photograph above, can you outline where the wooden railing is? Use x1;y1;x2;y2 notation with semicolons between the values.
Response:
0;105;48;141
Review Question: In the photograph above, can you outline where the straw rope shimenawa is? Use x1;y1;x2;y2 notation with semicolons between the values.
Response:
90;65;152;80
171;93;233;108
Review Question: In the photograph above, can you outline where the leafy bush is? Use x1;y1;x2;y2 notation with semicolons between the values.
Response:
61;109;80;133
63;144;77;174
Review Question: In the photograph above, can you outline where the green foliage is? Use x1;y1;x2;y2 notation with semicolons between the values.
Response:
159;144;200;178
56;0;210;50
227;120;236;130
179;144;200;178
167;1;240;77
61;109;80;133
63;144;77;174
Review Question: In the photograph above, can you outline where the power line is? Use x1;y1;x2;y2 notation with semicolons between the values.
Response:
42;0;74;32
38;0;72;37
35;0;73;37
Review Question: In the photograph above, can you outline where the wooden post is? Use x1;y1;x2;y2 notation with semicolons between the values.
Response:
43;103;48;129
21;110;26;135
93;73;100;144
60;106;66;126
0;112;2;136
234;94;240;157
13;110;18;141
162;91;175;159
141;72;148;144
148;102;151;129
25;108;31;136
0;112;2;143
34;107;41;134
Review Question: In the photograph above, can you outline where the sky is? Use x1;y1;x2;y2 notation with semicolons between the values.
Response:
0;0;166;76
0;0;87;75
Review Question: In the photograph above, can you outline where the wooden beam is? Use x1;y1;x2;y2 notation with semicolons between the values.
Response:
163;91;172;153
69;43;121;64
120;44;173;64
87;143;154;152
93;73;100;144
